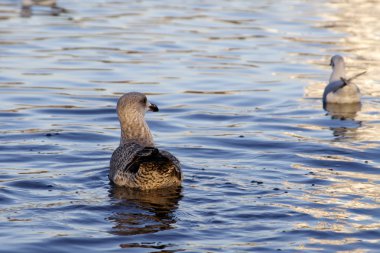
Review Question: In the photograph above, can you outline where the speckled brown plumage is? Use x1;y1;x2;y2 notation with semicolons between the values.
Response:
109;92;182;190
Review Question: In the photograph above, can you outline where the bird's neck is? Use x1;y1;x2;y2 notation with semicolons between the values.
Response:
329;65;346;83
119;114;155;147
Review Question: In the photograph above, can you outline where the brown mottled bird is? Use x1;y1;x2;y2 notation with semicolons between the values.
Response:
109;92;182;190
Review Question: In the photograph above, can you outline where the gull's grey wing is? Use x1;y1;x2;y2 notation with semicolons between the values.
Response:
323;79;346;103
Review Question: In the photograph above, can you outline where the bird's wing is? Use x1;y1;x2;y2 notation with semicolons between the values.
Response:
109;142;144;180
109;142;182;183
323;79;346;101
124;147;160;174
347;71;366;83
158;150;182;180
327;71;366;94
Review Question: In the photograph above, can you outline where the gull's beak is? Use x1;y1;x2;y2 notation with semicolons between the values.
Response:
148;102;159;112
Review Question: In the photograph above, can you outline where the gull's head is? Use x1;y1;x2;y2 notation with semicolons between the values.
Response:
330;55;345;69
117;92;159;119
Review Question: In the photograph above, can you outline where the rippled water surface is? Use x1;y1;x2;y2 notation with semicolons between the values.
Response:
1;0;380;252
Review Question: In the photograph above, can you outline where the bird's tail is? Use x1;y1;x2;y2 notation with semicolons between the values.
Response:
340;71;366;85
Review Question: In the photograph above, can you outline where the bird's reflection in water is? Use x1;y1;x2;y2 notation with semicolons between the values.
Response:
108;186;182;238
330;126;360;139
324;103;362;140
324;102;361;120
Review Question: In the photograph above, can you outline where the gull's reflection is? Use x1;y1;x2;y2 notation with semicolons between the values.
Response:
324;103;362;140
330;126;361;140
108;186;182;237
324;102;361;120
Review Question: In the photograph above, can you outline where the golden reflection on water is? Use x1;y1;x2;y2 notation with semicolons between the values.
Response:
327;101;380;144
287;162;380;247
304;0;380;146
284;129;380;151
292;102;380;145
305;0;380;98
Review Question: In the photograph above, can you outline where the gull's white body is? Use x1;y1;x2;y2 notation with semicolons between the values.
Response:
323;55;361;104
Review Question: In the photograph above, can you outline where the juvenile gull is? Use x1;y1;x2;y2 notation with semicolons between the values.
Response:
109;92;182;190
323;55;365;105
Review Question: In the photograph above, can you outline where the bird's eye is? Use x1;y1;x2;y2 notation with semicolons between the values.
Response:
141;97;147;104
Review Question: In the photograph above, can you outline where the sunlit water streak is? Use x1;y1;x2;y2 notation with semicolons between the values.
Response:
0;0;380;252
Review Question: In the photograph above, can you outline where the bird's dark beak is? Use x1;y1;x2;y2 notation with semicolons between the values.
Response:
148;103;159;112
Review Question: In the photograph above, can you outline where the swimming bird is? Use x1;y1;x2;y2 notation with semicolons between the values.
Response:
109;92;182;190
21;0;67;17
323;55;365;105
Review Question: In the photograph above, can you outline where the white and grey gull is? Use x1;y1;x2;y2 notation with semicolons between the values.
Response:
109;92;182;190
323;55;365;105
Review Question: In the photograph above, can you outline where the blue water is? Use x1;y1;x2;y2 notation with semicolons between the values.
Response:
1;0;380;252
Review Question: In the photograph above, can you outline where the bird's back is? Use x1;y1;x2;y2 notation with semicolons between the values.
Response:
323;79;361;104
109;142;182;190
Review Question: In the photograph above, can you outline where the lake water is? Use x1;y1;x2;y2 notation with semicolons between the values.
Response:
1;0;380;252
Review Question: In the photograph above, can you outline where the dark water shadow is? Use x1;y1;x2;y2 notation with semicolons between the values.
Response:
324;102;362;120
107;185;182;237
